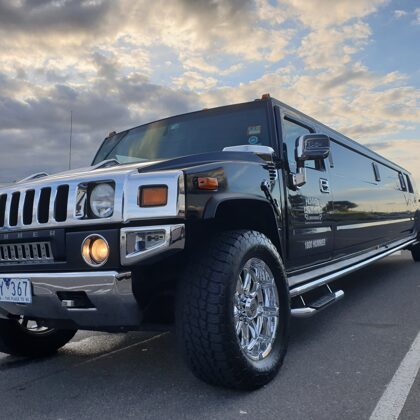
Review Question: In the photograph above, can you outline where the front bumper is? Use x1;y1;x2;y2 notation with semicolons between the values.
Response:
0;223;186;330
0;271;142;331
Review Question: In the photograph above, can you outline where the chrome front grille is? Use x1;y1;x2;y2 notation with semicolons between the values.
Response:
0;185;69;230
0;241;53;265
0;169;182;233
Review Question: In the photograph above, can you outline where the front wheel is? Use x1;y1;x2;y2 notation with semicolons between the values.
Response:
0;317;77;357
176;230;290;390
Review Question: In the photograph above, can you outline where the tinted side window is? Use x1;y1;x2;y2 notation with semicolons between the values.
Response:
282;118;316;169
331;142;375;182
381;165;401;190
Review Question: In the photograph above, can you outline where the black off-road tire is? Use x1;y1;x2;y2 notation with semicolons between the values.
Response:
0;319;77;357
412;243;420;262
176;230;290;390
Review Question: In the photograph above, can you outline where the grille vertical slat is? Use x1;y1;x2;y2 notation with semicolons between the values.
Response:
68;184;80;220
49;186;58;222
4;194;12;227
17;191;26;227
32;189;41;226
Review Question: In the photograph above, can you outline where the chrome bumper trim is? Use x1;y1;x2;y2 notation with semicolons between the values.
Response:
0;271;142;330
120;224;185;266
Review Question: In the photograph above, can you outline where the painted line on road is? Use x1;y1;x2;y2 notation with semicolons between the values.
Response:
369;329;420;420
7;332;168;391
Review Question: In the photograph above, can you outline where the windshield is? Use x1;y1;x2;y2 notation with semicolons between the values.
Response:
93;103;270;165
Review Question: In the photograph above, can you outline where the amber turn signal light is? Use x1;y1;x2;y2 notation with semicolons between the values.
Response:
139;185;168;207
197;177;218;190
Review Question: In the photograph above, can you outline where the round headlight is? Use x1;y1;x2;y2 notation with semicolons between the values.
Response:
90;183;115;218
82;235;110;267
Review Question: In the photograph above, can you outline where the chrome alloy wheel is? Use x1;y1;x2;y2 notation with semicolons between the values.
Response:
234;257;280;361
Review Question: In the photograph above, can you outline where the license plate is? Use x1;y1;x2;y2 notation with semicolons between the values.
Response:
0;278;32;304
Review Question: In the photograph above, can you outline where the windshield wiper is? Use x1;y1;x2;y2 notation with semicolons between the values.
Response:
92;159;121;170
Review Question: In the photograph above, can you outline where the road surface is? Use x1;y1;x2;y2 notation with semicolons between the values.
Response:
1;251;419;419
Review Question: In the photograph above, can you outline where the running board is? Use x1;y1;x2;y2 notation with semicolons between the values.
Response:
291;290;344;318
289;238;416;298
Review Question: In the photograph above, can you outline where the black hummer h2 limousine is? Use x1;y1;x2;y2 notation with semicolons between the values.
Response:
0;95;419;389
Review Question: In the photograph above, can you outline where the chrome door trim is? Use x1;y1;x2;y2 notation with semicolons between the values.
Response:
336;218;413;231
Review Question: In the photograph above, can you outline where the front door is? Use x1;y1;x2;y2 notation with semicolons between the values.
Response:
279;112;334;271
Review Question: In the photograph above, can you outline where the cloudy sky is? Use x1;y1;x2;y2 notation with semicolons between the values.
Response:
0;0;419;186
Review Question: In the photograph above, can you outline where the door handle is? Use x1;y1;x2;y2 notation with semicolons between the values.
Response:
319;178;330;193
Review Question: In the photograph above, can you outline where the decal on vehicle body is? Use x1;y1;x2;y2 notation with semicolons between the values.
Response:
304;238;327;250
304;197;323;222
248;136;260;145
247;125;261;135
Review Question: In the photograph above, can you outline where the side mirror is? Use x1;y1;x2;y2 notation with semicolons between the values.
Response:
289;133;330;189
296;134;330;162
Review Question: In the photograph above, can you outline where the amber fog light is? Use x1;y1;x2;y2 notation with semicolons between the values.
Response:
82;235;110;267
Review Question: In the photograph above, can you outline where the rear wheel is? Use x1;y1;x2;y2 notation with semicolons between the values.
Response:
177;230;290;390
0;317;77;357
412;243;420;262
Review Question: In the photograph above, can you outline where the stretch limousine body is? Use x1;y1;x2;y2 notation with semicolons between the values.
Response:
0;95;419;389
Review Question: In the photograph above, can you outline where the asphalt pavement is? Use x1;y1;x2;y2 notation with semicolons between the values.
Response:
1;251;420;420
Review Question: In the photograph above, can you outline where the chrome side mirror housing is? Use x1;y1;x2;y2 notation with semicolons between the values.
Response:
296;134;330;162
290;134;330;189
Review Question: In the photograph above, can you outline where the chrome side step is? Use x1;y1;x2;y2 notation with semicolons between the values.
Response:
289;238;416;298
291;289;344;318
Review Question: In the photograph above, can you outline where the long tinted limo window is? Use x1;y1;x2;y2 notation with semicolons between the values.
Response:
331;142;374;182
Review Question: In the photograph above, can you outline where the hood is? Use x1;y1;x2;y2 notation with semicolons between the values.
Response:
6;160;161;190
3;151;266;191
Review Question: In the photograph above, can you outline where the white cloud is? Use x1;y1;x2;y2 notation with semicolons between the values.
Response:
280;0;388;29
393;9;407;19
297;21;372;70
414;8;420;25
172;71;219;91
